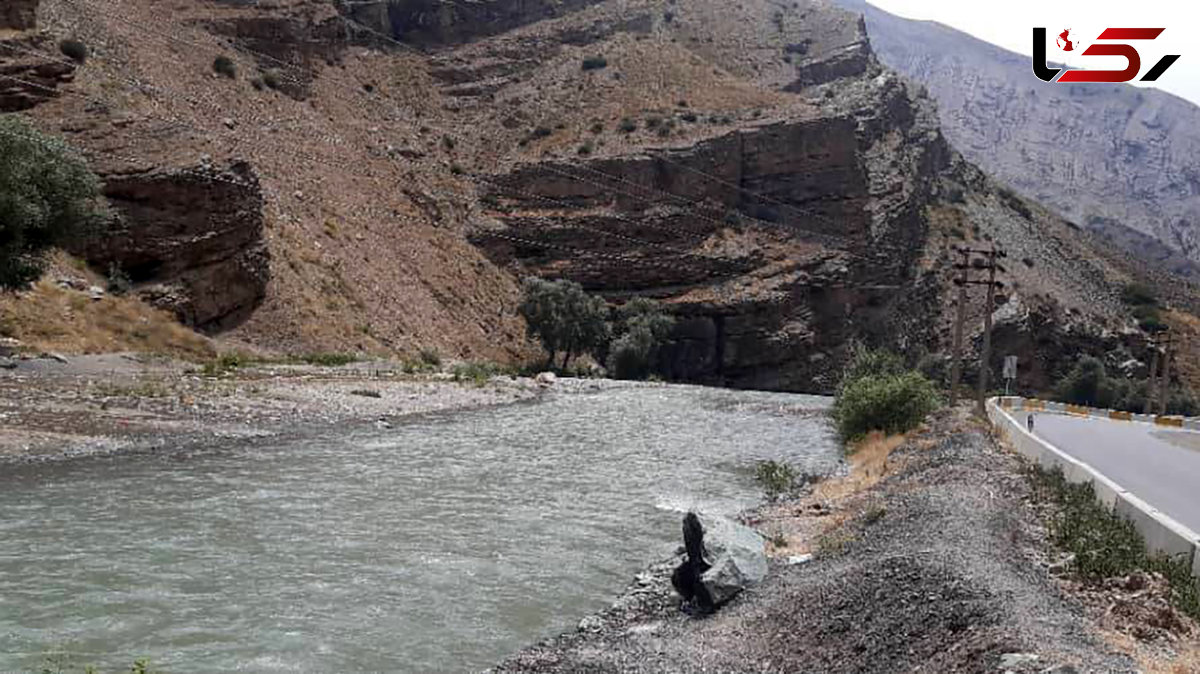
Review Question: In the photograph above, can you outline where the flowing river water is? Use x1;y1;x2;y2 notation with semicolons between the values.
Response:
0;384;839;673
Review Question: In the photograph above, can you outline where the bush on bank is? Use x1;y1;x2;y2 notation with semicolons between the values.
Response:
1028;465;1200;621
832;347;940;442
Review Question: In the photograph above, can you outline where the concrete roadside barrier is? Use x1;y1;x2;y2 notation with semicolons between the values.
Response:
988;398;1200;577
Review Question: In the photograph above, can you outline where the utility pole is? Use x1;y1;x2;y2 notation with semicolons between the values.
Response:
1144;336;1160;415
1158;331;1175;416
949;247;970;406
946;245;1006;414
974;247;1005;417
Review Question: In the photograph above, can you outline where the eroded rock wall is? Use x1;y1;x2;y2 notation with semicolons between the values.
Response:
70;162;270;332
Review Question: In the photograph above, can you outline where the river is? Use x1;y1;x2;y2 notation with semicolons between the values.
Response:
0;383;839;672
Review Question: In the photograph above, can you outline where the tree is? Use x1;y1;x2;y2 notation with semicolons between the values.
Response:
607;297;675;379
518;277;609;369
0;117;107;290
1055;356;1117;408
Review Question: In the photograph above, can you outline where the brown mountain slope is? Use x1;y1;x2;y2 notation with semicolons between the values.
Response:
0;0;1177;393
833;0;1200;281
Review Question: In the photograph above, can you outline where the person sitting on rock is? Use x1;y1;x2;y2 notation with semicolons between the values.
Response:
670;512;715;615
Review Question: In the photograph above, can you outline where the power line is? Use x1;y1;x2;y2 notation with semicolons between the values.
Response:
36;0;911;298
45;0;785;272
335;10;911;255
72;0;906;261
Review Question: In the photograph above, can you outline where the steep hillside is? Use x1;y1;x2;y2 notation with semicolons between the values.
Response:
834;0;1200;281
0;0;1170;393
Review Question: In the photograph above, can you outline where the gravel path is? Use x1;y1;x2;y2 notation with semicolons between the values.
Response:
491;410;1138;673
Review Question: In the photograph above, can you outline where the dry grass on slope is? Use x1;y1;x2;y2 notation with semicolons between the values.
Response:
0;256;213;360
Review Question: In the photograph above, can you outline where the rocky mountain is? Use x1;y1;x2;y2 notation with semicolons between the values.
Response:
0;0;1178;393
833;0;1200;281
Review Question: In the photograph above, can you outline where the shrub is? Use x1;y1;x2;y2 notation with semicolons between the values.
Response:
262;68;283;90
577;142;594;156
106;263;132;296
833;352;939;442
838;346;906;391
530;126;553;140
519;277;610;370
681;112;697;123
418;347;441;368
300;352;356;367
618;117;637;133
1120;283;1157;307
0;117;108;291
1132;304;1165;332
581;56;608;71
59;39;88;63
442;135;456;151
755;460;799;501
213;55;237;78
589;122;604;134
201;352;248;376
452;361;506;386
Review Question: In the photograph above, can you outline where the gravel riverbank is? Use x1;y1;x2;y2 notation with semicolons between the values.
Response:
491;409;1198;673
0;353;620;463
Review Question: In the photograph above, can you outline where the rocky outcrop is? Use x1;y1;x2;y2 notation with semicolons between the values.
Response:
197;11;347;100
0;37;76;112
427;10;654;98
341;0;607;47
0;0;37;31
68;162;270;332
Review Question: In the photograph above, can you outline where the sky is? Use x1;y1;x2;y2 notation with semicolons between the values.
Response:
865;0;1200;107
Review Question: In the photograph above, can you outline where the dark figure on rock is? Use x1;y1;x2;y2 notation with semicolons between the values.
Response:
670;512;715;615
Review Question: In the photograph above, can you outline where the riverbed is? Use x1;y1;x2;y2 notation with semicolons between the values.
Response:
0;383;839;672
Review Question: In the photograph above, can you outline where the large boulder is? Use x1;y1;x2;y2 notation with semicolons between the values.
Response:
695;513;768;605
672;512;767;610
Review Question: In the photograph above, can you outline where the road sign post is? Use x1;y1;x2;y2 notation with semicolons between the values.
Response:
1002;355;1017;396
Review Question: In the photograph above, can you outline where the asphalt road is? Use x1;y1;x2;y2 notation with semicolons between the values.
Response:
1031;413;1200;534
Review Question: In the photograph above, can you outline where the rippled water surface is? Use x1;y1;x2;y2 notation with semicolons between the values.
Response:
1;384;838;672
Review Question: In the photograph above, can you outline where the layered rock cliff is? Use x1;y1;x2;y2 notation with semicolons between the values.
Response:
2;0;1172;392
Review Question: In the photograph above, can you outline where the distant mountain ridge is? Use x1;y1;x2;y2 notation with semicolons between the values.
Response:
833;0;1200;280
